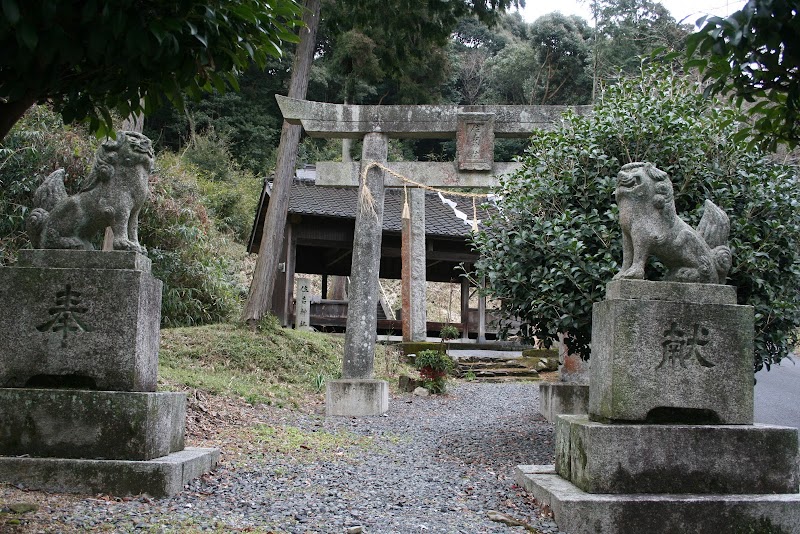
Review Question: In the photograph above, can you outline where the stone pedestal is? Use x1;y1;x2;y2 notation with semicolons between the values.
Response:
554;415;799;494
517;280;800;533
516;465;800;534
538;382;589;423
0;389;186;460
0;250;218;497
0;250;161;391
325;379;389;417
538;336;590;422
590;280;753;424
0;448;219;498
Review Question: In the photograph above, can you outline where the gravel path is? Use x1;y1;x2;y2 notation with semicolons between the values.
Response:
1;382;564;533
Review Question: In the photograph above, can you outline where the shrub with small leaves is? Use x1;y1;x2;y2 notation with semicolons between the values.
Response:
0;105;97;264
413;349;454;394
439;324;460;341
139;152;242;327
472;64;800;372
184;132;261;243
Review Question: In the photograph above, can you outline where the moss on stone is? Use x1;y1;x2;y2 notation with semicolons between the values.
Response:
399;342;441;356
521;348;558;358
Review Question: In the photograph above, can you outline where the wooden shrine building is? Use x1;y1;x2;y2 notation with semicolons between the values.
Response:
247;167;496;339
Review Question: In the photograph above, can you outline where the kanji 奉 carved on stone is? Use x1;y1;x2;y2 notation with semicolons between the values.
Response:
613;162;732;284
26;131;155;254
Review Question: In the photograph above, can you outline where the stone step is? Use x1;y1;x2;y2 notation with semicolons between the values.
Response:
471;367;540;376
515;466;800;534
458;367;540;380
453;355;524;364
469;375;541;383
457;360;530;370
450;350;551;381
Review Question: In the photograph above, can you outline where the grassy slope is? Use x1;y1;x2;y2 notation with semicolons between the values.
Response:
158;317;345;408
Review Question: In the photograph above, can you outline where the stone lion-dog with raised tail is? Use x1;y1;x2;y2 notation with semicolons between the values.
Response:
26;131;155;254
613;162;732;284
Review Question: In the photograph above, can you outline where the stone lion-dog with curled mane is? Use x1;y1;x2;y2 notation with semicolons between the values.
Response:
613;162;732;284
27;131;154;254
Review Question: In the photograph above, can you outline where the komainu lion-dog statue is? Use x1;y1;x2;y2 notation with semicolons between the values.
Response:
613;162;732;284
26;131;155;254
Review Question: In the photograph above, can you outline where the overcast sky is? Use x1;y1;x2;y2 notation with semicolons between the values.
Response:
516;0;743;27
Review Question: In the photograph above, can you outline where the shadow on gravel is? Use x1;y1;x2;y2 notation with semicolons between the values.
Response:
439;423;556;469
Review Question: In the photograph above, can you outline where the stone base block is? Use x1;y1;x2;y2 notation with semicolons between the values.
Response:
555;415;800;494
0;250;162;392
326;379;388;416
515;466;800;534
590;280;754;424
0;389;185;460
539;382;589;422
0;447;219;498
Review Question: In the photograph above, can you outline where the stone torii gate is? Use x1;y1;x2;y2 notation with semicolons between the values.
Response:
277;96;589;416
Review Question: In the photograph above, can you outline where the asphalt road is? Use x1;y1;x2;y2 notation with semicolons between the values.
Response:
754;357;800;430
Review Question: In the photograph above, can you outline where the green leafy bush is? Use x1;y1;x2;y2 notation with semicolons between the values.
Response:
0;105;97;264
140;152;243;327
439;324;460;341
413;349;454;394
472;64;800;372
183;132;261;243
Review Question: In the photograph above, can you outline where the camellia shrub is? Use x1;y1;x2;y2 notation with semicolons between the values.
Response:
472;64;800;372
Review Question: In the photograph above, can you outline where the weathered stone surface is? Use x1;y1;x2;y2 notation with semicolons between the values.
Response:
277;95;592;139
342;133;387;380
560;352;590;384
539;383;589;422
0;251;162;392
457;113;494;171
16;249;152;271
515;468;800;534
521;348;559;360
533;357;559;372
555;415;800;494
325;379;389;416
26;132;154;254
0;389;185;461
397;374;423;393
589;281;754;424
605;278;735;305
613;163;731;284
401;187;427;342
315;161;514;188
0;447;219;498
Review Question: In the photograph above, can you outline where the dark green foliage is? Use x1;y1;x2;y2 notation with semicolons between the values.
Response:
0;0;303;139
139;152;243;327
413;349;455;394
183;133;262;243
687;0;800;149
472;65;800;372
144;60;289;174
525;13;593;104
592;0;690;83
0;105;97;264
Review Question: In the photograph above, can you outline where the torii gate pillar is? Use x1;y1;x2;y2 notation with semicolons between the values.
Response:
326;133;390;416
277;96;590;417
